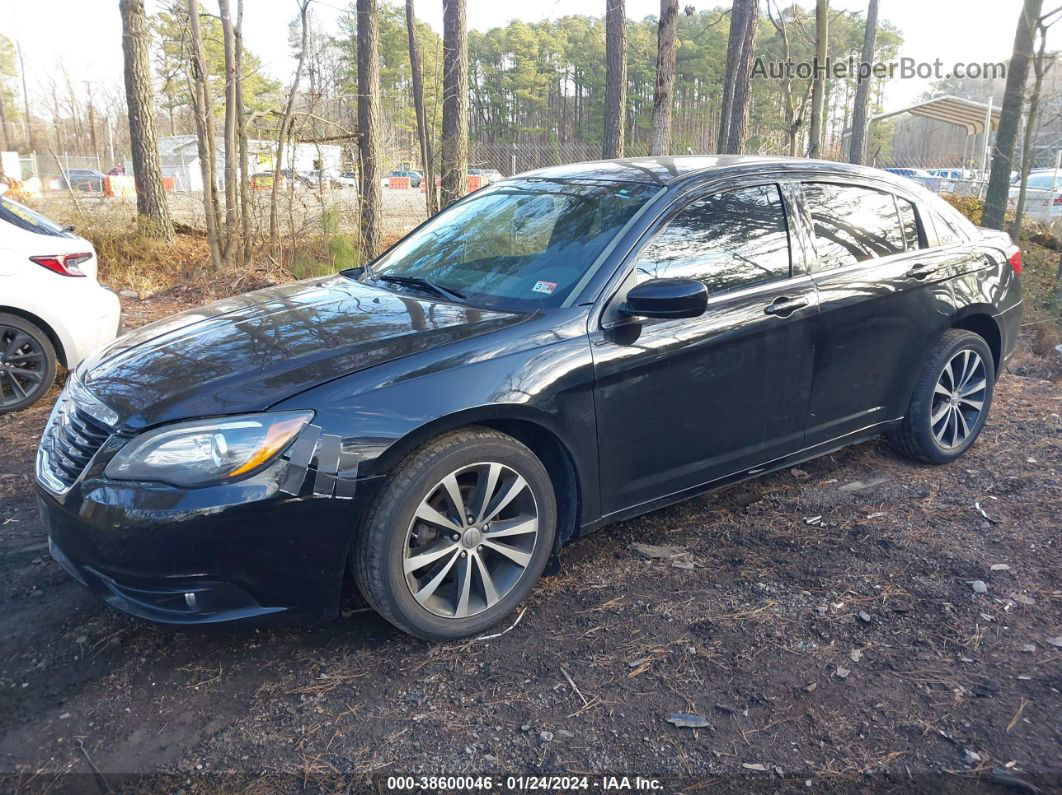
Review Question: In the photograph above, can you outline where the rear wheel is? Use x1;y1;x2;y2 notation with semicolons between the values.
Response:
0;313;57;414
353;428;556;641
888;329;995;464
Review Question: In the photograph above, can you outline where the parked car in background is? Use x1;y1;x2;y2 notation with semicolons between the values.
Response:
36;156;1022;641
305;169;343;189
469;167;504;184
0;184;121;412
883;167;942;192
927;168;966;191
927;168;964;180
60;169;106;192
388;169;423;187
1008;169;1062;221
335;172;358;189
252;169;314;190
279;168;314;189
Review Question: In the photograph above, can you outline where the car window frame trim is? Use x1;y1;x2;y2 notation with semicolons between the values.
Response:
588;170;812;328
790;175;978;277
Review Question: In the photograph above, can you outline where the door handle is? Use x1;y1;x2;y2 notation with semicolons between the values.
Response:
906;263;938;280
764;296;810;316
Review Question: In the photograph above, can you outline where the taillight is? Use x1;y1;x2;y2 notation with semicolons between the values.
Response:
30;253;92;277
1053;193;1062;206
1006;245;1022;276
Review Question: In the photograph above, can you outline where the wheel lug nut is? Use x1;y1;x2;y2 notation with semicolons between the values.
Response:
460;551;467;558
477;545;483;552
451;534;459;542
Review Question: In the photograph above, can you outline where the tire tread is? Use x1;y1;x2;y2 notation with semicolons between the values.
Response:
352;427;552;640
0;312;57;414
887;329;993;465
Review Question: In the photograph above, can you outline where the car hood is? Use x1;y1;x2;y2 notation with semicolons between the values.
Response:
81;275;526;430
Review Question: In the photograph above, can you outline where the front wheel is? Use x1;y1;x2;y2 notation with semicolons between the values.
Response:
888;329;995;464
353;428;557;641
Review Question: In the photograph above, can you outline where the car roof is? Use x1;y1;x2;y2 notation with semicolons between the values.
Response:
517;155;925;190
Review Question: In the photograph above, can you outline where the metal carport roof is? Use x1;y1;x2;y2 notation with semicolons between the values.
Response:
869;95;1001;135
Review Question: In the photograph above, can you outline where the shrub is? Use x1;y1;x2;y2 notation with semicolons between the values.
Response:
940;194;984;225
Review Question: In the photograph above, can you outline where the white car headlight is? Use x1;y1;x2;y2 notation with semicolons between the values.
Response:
105;411;313;487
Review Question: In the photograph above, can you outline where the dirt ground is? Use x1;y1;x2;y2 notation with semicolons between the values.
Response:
0;291;1060;793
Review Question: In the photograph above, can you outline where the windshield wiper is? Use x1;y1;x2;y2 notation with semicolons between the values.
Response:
377;274;466;302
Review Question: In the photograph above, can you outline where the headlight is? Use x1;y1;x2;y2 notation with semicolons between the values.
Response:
105;411;313;487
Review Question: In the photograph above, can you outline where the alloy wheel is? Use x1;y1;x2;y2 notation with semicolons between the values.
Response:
0;325;48;409
931;348;987;450
403;461;539;619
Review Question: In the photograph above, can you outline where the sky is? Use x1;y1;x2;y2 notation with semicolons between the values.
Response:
2;0;1057;113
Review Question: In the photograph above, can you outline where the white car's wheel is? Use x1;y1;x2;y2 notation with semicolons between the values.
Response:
0;313;57;413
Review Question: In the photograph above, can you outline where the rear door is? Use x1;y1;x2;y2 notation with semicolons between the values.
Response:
799;181;954;446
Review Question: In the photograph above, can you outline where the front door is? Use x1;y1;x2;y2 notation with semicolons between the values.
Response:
591;182;818;516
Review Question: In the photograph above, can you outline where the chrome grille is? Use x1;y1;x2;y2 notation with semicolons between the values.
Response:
37;378;117;494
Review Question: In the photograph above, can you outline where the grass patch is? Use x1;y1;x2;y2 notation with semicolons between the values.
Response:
288;205;360;280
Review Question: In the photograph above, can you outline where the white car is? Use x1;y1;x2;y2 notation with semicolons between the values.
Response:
0;185;121;412
469;167;504;184
335;172;358;189
1008;169;1062;222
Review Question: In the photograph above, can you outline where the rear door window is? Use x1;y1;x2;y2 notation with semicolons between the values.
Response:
802;183;906;269
634;184;792;295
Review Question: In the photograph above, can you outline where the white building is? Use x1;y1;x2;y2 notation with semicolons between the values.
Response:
158;135;342;191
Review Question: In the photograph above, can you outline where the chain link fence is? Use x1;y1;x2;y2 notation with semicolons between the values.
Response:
17;141;1044;259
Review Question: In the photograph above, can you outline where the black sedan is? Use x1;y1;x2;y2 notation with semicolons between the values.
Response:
61;169;107;192
37;156;1023;640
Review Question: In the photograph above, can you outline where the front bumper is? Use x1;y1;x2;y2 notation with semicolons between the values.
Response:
38;464;384;626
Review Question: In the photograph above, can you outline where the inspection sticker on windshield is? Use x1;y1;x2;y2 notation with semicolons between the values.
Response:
532;280;557;295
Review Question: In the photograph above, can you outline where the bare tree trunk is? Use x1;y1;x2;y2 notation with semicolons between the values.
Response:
650;0;678;156
717;0;746;153
119;0;175;242
16;42;35;152
219;0;239;266
726;0;758;154
602;0;626;158
1055;248;1062;308
186;0;221;266
0;91;10;153
847;0;878;164
86;85;99;164
406;0;438;216
51;86;62;153
270;0;310;249
984;0;1044;230
807;0;828;157
440;0;468;206
767;0;798;156
1013;19;1052;239
357;0;383;259
235;0;251;267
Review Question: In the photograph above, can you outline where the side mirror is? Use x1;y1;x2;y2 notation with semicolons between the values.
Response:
619;278;707;320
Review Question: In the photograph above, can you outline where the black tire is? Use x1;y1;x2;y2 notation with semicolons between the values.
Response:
888;329;995;465
353;427;557;641
0;313;57;414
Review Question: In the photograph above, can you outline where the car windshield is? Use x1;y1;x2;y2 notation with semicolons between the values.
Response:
0;195;72;237
361;179;659;311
